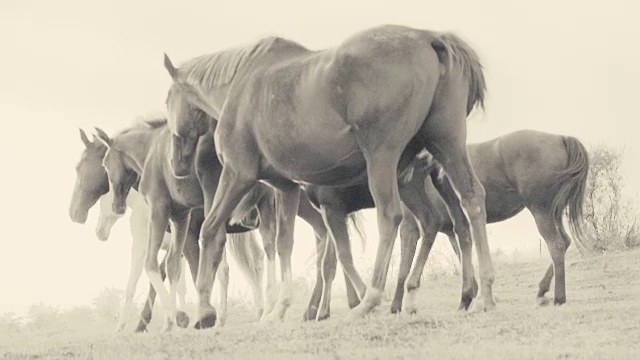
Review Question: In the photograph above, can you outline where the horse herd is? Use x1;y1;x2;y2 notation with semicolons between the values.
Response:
68;24;590;333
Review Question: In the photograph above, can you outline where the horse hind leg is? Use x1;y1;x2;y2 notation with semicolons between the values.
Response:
531;207;569;306
319;205;367;321
428;168;478;310
391;203;420;314
420;107;495;313
345;149;406;321
262;186;301;322
115;237;147;333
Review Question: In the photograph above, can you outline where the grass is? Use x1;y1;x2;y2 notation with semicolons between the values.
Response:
2;248;639;359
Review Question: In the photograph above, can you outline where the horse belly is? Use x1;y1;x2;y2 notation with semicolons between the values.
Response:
256;110;367;186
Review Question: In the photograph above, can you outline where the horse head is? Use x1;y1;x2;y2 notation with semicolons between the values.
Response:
69;128;109;224
95;127;138;216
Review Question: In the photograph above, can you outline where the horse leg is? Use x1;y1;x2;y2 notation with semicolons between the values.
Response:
303;232;338;321
345;151;405;321
262;186;301;322
195;167;257;329
420;131;495;313
391;205;420;314
177;256;187;309
257;195;278;318
144;204;176;331
134;251;166;332
428;168;478;310
296;192;345;321
321;205;368;305
216;248;230;327
164;210;192;329
116;214;148;332
531;208;569;306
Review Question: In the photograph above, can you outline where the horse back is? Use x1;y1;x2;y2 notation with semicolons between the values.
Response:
487;130;570;207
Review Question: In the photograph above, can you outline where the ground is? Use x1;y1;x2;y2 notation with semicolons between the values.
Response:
2;248;639;359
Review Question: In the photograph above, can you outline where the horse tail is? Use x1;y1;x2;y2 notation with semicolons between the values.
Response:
301;211;368;272
225;231;264;294
551;136;590;252
348;211;367;253
430;32;487;114
228;185;264;228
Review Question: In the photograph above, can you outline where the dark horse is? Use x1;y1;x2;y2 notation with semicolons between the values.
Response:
392;129;590;313
163;24;493;327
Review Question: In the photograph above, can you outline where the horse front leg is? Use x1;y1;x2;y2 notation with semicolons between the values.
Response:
262;185;301;322
144;204;176;331
166;210;192;329
195;167;257;329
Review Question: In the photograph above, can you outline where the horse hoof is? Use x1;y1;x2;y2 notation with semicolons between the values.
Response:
195;312;217;330
344;304;370;323
176;311;190;328
468;296;496;313
134;323;148;333
535;296;551;308
303;306;318;321
390;302;402;314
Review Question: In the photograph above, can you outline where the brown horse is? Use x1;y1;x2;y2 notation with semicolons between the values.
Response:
393;130;589;314
163;24;493;327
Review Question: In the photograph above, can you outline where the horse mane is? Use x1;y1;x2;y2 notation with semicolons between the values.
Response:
176;37;292;92
114;113;168;137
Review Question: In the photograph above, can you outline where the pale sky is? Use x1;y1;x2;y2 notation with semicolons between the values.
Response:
1;0;639;316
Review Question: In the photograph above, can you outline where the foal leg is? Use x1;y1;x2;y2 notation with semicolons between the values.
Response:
531;208;569;306
195;167;257;329
257;195;278;318
115;223;147;332
165;210;192;329
216;248;230;327
176;256;187;309
144;204;177;331
262;186;301;322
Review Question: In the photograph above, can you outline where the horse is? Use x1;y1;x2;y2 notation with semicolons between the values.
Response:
392;129;590;314
163;24;493;327
70;127;264;332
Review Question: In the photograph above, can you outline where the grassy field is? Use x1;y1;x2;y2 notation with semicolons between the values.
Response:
2;248;639;359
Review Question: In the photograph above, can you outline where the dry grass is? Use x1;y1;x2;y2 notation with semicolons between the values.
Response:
2;248;639;359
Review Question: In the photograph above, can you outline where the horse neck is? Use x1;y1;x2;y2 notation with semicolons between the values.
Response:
113;129;159;174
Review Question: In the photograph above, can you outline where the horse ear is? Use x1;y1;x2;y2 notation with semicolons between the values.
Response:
93;127;112;148
79;128;93;148
164;53;178;80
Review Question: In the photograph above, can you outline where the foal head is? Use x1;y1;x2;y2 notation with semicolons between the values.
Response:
95;128;138;216
69;129;109;224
